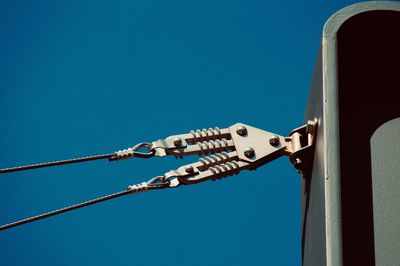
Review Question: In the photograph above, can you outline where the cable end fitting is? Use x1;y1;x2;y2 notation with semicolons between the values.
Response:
109;148;135;161
127;182;149;194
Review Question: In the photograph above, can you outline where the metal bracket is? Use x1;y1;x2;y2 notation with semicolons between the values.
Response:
229;123;288;168
287;118;318;177
160;119;319;187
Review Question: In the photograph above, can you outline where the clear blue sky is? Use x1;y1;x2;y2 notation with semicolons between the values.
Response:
0;1;362;265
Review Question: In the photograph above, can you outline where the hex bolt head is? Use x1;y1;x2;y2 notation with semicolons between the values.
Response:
269;135;280;146
244;147;255;158
173;138;183;147
185;165;195;173
236;126;248;136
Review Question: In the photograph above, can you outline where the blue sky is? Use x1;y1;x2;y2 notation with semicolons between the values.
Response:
0;1;363;265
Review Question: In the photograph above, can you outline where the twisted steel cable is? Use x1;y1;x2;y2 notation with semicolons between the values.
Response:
0;190;131;231
0;153;114;174
0;142;155;174
0;178;167;231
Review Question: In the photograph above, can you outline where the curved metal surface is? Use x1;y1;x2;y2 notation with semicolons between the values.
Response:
303;2;400;266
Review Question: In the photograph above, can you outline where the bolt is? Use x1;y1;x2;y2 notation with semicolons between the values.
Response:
173;138;182;147
306;120;315;135
236;126;247;136
269;135;280;146
294;158;303;170
185;165;194;173
244;147;255;158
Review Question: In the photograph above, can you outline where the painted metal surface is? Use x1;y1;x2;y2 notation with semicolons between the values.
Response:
303;2;400;266
371;118;400;266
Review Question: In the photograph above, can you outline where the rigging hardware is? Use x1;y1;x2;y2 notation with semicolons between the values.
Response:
0;119;318;231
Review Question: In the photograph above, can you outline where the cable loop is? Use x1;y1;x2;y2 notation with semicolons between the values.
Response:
146;176;170;190
109;142;155;161
132;143;156;158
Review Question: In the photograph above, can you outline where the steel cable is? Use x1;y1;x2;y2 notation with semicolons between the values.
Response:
0;189;131;231
0;153;114;174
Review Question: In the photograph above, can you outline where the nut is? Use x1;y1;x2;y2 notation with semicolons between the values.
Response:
185;165;194;173
173;138;183;147
236;126;247;136
269;135;280;146
244;147;255;158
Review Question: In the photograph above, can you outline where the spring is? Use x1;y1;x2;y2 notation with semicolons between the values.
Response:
198;152;230;170
196;139;229;155
190;127;221;142
209;161;240;181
